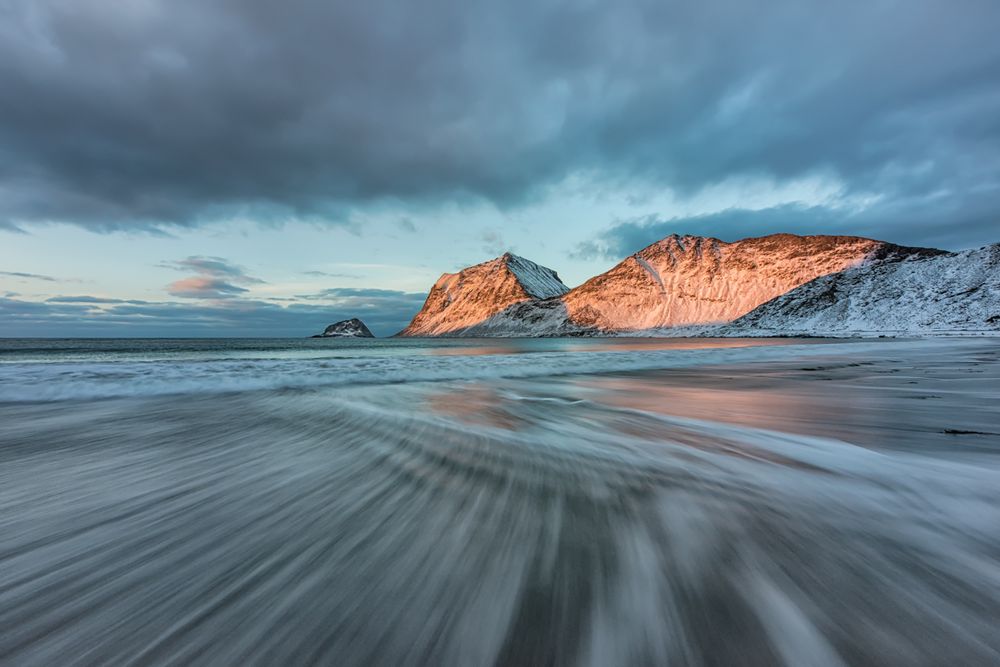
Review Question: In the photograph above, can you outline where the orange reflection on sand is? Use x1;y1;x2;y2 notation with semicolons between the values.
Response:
574;368;862;441
425;337;821;357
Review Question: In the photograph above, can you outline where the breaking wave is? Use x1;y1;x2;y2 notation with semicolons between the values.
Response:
0;338;918;402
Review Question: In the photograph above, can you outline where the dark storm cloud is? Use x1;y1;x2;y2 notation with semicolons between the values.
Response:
0;0;998;246
0;293;422;337
576;183;1000;259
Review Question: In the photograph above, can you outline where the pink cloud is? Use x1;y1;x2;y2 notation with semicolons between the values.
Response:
167;276;249;299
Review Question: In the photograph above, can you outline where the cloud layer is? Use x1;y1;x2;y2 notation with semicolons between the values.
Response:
0;0;997;246
1;290;425;337
573;190;1000;260
0;270;57;282
0;252;428;336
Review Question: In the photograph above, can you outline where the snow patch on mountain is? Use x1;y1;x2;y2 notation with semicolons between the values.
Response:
721;244;1000;336
504;253;570;299
460;299;594;337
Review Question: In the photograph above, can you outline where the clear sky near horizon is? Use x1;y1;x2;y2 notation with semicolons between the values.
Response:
2;0;999;336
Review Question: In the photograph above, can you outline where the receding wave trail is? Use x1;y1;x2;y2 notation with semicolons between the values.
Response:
1;338;999;665
0;338;925;402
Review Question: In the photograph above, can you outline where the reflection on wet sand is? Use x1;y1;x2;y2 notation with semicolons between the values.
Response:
424;342;1000;452
579;348;1000;451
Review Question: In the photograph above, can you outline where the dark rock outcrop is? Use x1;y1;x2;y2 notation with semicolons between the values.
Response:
312;318;375;338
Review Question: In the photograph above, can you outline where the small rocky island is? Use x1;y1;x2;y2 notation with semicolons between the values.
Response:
312;318;375;338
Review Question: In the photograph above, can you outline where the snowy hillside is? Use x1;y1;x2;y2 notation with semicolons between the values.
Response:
503;253;570;299
723;244;1000;336
468;234;940;336
461;298;594;337
397;253;569;336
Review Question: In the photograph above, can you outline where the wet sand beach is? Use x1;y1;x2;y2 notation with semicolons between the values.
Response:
1;337;999;665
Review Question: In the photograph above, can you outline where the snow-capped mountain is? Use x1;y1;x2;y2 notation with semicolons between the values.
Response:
463;234;942;336
722;244;1000;336
312;318;375;338
397;252;569;336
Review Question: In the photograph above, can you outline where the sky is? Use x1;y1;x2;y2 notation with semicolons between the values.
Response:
1;0;999;336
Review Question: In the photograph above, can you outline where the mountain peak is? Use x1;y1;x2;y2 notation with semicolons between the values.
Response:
397;253;568;336
640;234;726;257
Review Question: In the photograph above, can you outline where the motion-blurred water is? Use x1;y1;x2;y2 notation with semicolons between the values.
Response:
2;337;999;666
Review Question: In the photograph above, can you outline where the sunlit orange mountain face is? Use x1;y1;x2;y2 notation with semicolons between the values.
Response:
398;233;944;336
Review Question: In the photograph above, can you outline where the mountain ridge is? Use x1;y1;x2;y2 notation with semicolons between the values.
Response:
557;233;941;332
393;232;1000;338
422;233;943;337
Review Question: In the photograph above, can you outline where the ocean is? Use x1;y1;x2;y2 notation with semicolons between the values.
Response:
2;336;999;665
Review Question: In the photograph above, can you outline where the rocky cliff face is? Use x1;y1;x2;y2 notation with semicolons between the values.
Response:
722;243;1000;336
469;234;943;335
313;318;375;338
397;253;569;336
